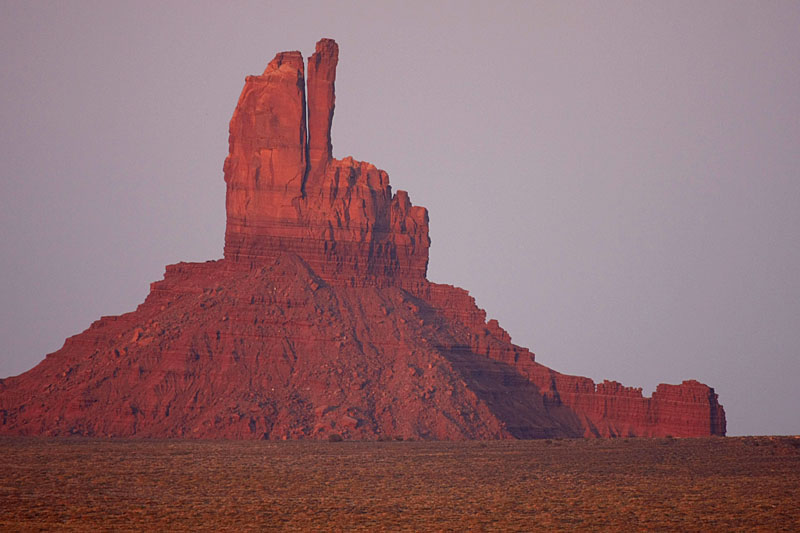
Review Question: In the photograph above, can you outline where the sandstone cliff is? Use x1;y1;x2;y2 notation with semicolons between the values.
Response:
0;39;725;439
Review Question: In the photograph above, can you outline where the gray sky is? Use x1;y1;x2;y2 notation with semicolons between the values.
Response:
1;1;798;436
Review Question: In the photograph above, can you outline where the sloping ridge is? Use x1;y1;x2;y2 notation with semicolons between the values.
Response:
0;39;725;439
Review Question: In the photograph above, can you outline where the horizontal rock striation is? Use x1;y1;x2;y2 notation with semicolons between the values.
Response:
0;39;725;439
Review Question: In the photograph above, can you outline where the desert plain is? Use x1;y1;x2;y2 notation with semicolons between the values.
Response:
1;436;798;531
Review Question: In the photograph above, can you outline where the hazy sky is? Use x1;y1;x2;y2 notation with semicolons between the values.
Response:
1;1;798;436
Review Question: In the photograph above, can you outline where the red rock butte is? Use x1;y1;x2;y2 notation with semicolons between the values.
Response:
0;39;725;440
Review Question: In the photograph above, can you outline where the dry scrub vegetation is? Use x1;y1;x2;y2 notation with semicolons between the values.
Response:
1;436;798;531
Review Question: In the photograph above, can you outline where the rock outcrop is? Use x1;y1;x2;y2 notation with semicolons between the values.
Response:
223;37;428;285
0;39;725;439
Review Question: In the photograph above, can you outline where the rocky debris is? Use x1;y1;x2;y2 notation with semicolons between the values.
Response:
0;39;725;439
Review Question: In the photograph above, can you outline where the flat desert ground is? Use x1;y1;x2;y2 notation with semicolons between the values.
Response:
1;436;798;531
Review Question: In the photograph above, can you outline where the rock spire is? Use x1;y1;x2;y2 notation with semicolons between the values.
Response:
306;38;338;188
223;38;429;285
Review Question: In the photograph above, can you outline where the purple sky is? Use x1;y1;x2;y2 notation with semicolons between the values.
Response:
1;1;798;436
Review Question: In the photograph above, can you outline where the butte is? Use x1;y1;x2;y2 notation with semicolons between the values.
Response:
0;39;725;439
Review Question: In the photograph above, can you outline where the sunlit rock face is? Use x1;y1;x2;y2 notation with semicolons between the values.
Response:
223;39;429;287
0;40;725;440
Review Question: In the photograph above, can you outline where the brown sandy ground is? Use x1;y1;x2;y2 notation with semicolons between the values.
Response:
0;436;797;531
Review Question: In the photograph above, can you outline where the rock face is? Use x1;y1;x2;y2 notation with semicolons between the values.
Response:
0;39;725;439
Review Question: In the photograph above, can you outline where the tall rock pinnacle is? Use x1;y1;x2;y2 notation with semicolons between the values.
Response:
306;38;339;189
222;38;429;284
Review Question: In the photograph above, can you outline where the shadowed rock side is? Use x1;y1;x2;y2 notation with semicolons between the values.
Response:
0;39;725;439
